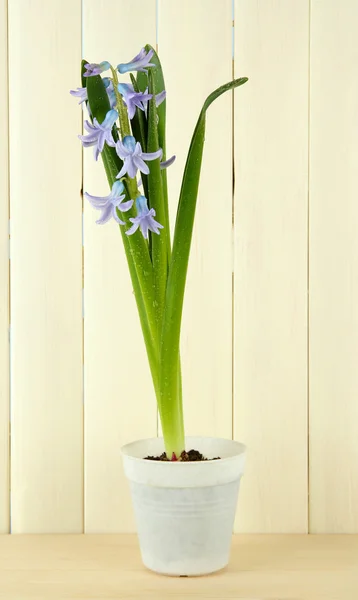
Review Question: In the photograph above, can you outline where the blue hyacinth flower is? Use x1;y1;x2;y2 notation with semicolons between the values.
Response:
117;48;155;74
85;181;133;225
115;135;162;180
79;109;118;160
83;61;110;77
117;83;153;120
126;195;163;239
70;86;87;104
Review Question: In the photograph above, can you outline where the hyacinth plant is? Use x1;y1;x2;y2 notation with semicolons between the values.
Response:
71;46;248;459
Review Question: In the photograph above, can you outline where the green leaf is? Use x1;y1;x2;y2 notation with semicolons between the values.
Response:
137;45;166;156
159;76;248;455
81;59;87;89
137;45;171;258
86;72;111;123
147;70;168;332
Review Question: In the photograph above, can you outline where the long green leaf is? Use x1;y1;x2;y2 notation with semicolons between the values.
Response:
137;45;171;258
147;71;168;334
159;77;248;453
137;46;166;152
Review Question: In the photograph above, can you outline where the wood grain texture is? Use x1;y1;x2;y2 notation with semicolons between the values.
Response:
234;0;309;532
83;0;157;533
309;0;358;533
158;0;233;439
0;534;357;599
0;0;9;533
8;0;83;532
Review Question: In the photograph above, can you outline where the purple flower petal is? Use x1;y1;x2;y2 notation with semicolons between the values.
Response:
85;181;129;226
117;83;153;120
126;157;138;179
116;164;127;179
126;221;140;236
139;219;150;239
133;155;150;175
112;207;126;225
117;48;155;74
79;110;117;160
115;140;130;160
78;136;95;147
126;195;163;238
70;87;87;104
84;192;110;208
96;203;113;224
160;155;176;169
141;88;166;114
83;120;97;133
131;48;147;62
141;149;162;161
118;199;134;212
155;90;166;106
102;78;117;109
115;136;162;180
101;109;118;129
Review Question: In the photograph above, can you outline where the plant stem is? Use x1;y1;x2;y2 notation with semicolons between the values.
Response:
110;67;131;137
157;352;185;457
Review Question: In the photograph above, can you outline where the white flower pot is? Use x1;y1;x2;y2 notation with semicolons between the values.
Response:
121;436;246;576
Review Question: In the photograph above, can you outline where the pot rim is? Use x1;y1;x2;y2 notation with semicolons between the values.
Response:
121;435;246;465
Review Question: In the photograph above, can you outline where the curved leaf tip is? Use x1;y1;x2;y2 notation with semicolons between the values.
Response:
203;77;248;113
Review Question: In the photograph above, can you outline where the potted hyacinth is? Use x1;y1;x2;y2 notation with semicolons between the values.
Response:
71;45;248;576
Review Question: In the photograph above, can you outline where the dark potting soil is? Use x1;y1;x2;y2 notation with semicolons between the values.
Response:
144;449;221;462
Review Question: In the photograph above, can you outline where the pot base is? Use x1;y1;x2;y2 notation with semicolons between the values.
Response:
143;558;229;577
131;479;240;576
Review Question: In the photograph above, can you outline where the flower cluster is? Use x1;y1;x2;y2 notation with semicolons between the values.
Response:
71;48;175;240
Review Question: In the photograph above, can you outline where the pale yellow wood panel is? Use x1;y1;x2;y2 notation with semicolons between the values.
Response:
234;0;309;532
158;0;233;439
309;0;358;533
83;0;157;532
0;0;9;533
9;0;83;532
0;535;357;599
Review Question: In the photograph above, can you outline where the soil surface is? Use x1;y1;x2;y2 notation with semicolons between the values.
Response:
144;449;220;462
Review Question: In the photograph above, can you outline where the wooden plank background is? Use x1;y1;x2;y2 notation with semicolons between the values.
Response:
0;0;357;533
0;0;9;534
309;0;358;533
233;0;309;533
8;0;83;532
158;0;233;440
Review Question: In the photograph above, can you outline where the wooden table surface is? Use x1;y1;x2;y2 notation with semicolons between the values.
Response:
0;534;357;599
